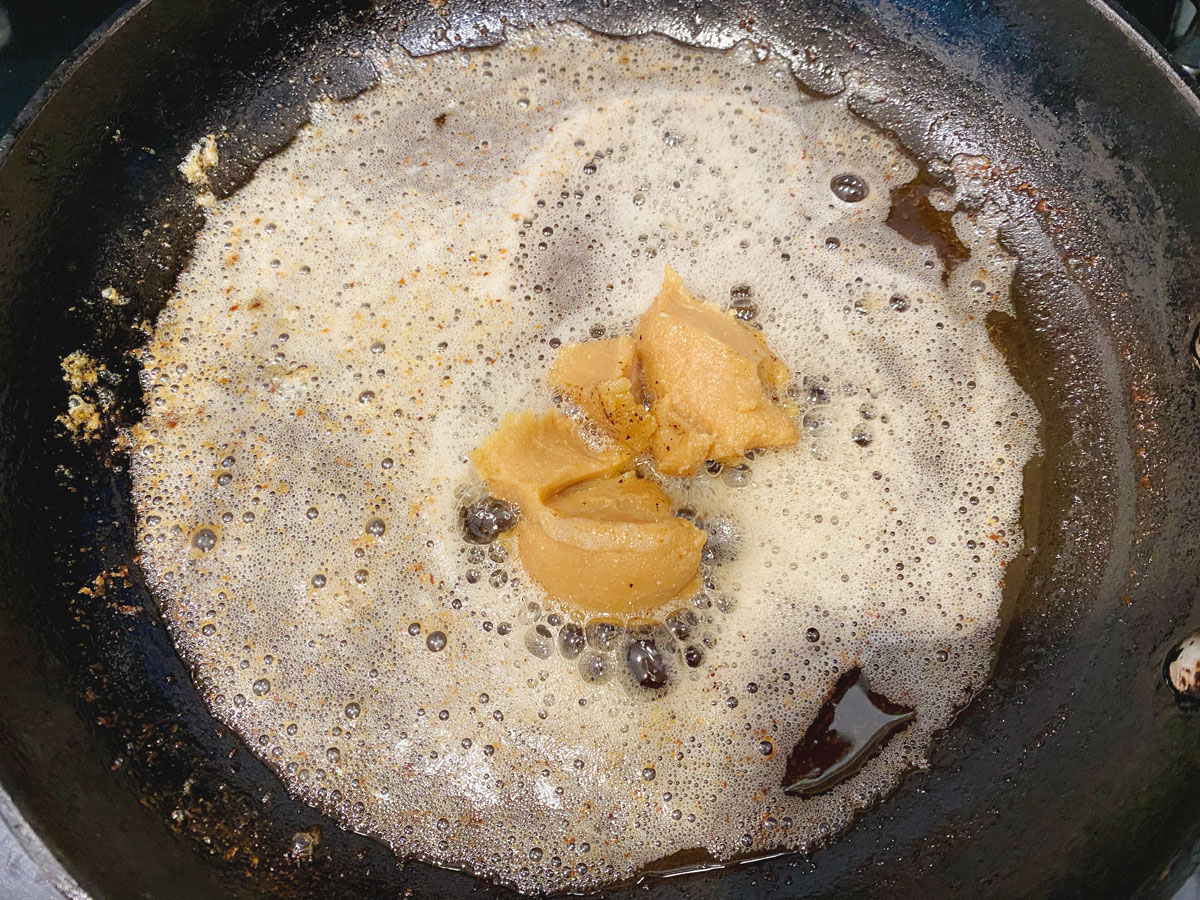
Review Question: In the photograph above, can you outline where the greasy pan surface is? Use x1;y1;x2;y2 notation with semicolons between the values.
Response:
0;1;1199;897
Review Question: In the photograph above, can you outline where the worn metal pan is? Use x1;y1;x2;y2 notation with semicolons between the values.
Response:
1;0;1199;897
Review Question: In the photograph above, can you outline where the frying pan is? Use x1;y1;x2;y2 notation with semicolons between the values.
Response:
2;0;1199;897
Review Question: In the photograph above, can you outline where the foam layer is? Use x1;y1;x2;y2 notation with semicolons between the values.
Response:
130;25;1039;894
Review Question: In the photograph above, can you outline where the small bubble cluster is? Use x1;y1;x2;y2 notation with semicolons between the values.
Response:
132;24;1039;897
459;496;517;544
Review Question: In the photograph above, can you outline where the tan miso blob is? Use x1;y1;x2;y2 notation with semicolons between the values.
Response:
473;266;797;616
471;410;706;615
637;265;798;475
548;335;656;454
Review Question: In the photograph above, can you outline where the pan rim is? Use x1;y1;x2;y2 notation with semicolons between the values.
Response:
2;0;1197;168
0;0;149;162
1083;0;1200;110
0;787;91;900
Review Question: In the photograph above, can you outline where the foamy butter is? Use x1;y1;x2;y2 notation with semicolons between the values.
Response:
131;25;1039;893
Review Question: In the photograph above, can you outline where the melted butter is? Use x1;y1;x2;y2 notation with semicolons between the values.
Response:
131;24;1040;895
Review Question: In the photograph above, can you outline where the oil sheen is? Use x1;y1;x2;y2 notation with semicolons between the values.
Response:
131;24;1039;894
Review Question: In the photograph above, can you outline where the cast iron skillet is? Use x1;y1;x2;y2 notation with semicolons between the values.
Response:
1;1;1199;898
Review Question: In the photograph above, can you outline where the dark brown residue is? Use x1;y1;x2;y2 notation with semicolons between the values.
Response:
782;668;915;796
885;172;970;281
984;305;1054;644
642;846;722;877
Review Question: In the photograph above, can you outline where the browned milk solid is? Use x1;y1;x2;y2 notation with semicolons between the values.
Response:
131;25;1039;893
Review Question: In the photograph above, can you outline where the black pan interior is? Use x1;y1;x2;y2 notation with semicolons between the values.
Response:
1;1;1200;898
